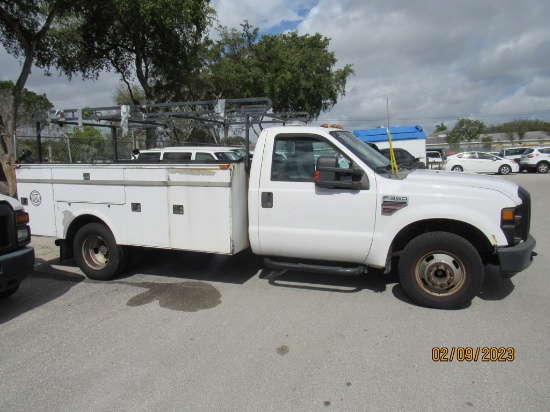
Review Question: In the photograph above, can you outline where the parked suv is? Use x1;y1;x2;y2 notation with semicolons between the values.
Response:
499;147;530;163
519;147;550;173
134;146;243;162
378;148;426;169
0;194;34;298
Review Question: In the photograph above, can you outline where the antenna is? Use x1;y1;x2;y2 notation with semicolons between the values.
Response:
386;97;399;175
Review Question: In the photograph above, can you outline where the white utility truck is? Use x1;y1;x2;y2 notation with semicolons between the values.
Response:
16;125;536;309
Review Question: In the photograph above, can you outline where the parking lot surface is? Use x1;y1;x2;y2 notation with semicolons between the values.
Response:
1;173;549;411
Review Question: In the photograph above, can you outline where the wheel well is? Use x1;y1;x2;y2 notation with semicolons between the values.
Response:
60;215;109;261
391;219;493;264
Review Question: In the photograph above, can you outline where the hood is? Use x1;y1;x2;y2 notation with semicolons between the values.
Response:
0;194;24;211
400;169;520;202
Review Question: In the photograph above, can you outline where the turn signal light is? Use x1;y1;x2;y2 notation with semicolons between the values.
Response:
501;209;515;222
16;212;29;225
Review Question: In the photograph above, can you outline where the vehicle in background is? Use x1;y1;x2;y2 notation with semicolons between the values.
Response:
0;194;34;298
134;146;243;162
442;151;518;175
426;151;445;169
378;148;426;170
519;147;550;173
499;147;530;163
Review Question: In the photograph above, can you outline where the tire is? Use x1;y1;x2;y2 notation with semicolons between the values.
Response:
536;162;549;173
398;232;484;309
451;165;463;172
498;165;511;175
73;223;127;280
0;284;20;299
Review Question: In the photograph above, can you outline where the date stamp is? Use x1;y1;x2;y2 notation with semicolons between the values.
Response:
432;347;515;362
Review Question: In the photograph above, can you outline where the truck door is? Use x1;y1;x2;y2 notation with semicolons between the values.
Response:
256;133;377;264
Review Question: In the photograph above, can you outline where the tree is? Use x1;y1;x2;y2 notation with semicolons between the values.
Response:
447;118;485;144
204;22;354;120
0;80;53;133
434;122;447;133
47;0;215;148
0;0;76;196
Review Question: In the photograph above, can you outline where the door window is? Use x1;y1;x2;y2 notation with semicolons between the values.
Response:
271;136;350;181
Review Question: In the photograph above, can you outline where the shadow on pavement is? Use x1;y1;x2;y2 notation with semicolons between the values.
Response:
0;258;84;325
118;247;265;284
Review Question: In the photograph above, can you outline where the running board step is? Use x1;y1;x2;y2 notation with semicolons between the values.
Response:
264;258;366;276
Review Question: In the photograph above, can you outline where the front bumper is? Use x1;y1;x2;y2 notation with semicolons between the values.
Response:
497;235;536;276
0;246;35;292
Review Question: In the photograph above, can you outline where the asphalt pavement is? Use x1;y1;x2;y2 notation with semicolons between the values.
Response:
1;173;549;411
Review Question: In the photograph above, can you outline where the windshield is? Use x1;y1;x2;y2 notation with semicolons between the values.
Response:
329;130;390;172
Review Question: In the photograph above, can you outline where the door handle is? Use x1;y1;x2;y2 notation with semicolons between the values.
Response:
261;192;273;208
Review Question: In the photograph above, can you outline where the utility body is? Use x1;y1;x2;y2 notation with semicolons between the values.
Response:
16;125;536;308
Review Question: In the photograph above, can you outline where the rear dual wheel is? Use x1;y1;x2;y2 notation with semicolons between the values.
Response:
73;223;129;280
398;232;484;309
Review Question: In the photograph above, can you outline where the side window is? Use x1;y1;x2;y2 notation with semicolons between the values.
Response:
195;152;216;161
163;152;192;161
541;148;550;154
137;152;161;161
271;136;349;181
477;152;492;160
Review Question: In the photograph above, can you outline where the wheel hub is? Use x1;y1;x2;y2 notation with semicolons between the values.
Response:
425;262;455;288
416;253;465;295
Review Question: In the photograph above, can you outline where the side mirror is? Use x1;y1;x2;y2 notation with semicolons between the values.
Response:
314;156;363;190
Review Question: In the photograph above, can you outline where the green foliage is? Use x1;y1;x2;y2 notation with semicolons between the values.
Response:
447;118;485;143
48;0;215;104
221;136;245;146
204;22;354;120
0;80;53;128
434;122;447;132
485;119;550;134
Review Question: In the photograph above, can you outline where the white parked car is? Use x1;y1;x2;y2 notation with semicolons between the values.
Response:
442;151;519;175
134;146;243;162
519;147;550;173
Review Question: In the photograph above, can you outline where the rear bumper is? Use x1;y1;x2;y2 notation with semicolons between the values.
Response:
0;246;35;291
497;235;536;276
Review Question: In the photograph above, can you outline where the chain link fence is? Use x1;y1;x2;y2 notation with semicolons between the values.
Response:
15;134;138;163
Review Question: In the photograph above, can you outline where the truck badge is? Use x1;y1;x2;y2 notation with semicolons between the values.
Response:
382;195;408;215
30;190;42;206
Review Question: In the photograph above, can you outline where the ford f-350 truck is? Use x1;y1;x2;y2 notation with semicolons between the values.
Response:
16;125;536;309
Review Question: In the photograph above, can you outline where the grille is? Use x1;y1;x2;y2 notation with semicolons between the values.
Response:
0;202;16;254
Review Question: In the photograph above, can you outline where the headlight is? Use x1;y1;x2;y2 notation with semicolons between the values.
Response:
17;226;31;245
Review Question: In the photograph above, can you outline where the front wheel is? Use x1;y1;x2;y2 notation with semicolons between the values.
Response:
451;165;463;172
398;232;484;309
73;223;128;280
498;164;512;175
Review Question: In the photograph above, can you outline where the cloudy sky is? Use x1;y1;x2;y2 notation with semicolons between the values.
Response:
2;0;550;134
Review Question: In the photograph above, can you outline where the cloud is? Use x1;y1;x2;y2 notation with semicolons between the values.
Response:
2;0;550;133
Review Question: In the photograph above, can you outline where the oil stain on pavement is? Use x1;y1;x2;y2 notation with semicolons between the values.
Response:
109;280;222;312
